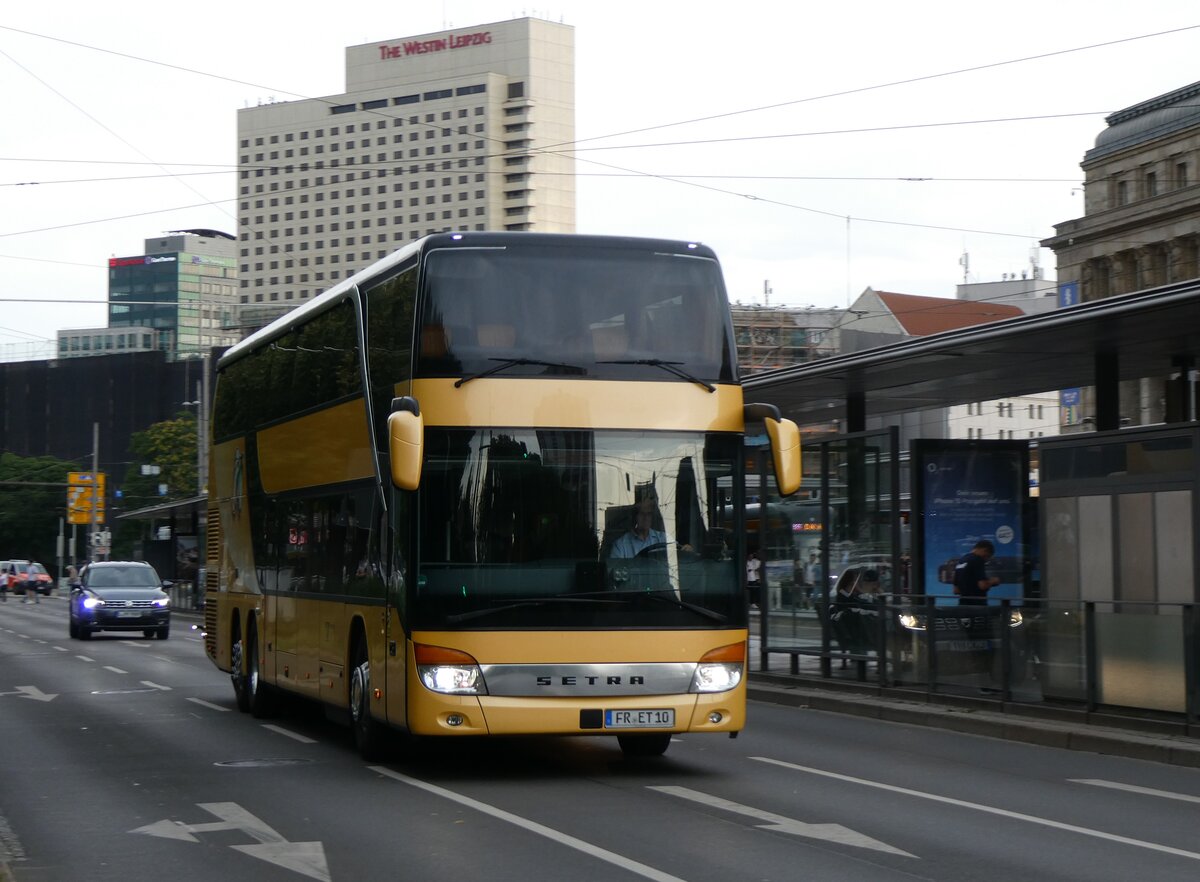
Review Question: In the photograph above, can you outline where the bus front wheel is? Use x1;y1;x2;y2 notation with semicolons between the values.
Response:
617;733;671;757
350;643;389;761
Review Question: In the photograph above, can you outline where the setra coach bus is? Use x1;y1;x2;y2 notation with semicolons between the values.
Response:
203;232;800;758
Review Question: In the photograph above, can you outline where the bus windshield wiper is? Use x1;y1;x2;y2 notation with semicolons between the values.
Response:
455;357;587;387
597;358;715;392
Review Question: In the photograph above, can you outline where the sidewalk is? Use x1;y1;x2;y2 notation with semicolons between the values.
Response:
746;610;1200;768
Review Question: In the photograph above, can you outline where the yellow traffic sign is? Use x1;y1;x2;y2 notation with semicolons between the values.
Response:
67;471;106;525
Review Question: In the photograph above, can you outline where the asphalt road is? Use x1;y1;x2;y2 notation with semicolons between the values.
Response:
3;597;1200;882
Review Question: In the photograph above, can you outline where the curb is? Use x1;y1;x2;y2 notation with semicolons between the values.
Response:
747;679;1200;769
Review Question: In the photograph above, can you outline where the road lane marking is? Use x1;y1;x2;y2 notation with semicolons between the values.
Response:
141;681;171;691
104;666;128;674
186;697;231;712
53;646;68;652
75;655;94;662
754;757;1200;862
132;802;329;881
650;786;913;857
372;766;690;882
0;686;57;702
1071;779;1200;804
261;725;317;744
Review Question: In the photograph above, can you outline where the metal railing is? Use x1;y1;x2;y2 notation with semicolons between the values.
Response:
760;594;1200;724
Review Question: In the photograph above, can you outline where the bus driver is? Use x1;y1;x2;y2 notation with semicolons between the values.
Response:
610;492;668;558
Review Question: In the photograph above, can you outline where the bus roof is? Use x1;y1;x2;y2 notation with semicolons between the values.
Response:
220;232;718;371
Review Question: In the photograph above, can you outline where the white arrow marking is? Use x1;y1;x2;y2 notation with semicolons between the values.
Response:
755;757;1200;863
234;841;331;881
0;686;58;702
650;786;914;857
131;802;329;881
1071;779;1200;805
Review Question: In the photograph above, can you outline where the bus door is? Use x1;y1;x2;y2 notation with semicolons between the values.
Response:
383;489;410;728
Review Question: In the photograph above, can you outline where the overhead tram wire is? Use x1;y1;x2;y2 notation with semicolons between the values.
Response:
0;22;1138;247
531;23;1200;154
2;103;1118;186
0;22;1179;224
1;24;1177;251
0;44;236;228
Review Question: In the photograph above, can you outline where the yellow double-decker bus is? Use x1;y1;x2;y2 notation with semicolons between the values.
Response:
203;232;800;758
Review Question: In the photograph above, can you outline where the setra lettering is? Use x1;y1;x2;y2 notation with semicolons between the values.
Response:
536;675;647;687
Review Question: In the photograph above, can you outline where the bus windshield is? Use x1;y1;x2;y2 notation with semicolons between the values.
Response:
416;245;736;383
414;429;743;629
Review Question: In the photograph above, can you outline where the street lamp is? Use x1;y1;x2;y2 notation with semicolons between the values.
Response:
182;374;208;496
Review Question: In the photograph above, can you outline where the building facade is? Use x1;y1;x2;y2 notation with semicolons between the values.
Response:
730;304;841;375
1042;80;1200;426
57;325;158;359
1042;80;1200;300
235;17;575;328
103;230;240;360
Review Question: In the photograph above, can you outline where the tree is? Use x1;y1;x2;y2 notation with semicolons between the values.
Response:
123;413;200;507
112;413;200;559
0;452;77;574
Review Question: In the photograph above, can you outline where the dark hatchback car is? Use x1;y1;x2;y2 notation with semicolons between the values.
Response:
69;561;171;640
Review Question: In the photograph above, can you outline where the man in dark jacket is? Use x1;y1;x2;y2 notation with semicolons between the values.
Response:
952;540;1000;606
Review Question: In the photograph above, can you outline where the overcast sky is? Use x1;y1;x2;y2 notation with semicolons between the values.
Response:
2;1;1197;355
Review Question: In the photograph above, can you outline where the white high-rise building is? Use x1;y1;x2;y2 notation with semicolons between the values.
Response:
236;17;575;328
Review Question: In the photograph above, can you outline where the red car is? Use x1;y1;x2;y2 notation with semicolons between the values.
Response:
4;561;53;597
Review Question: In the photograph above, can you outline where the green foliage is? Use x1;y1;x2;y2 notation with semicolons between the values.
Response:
0;452;77;572
122;413;200;508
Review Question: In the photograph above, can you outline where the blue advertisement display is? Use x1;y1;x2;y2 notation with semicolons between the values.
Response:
912;441;1028;605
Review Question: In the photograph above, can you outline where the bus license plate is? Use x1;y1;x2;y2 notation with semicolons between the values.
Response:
604;709;674;729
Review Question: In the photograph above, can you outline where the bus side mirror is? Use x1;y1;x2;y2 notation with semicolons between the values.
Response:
745;403;802;497
388;397;424;491
765;417;802;496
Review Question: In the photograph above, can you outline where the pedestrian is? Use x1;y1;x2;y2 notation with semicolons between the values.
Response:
745;549;762;609
803;552;821;608
952;540;1001;606
23;563;40;604
828;567;879;659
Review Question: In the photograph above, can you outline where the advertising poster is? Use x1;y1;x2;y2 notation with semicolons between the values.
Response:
911;440;1029;603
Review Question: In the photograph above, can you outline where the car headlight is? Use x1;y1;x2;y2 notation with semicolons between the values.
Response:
154;597;170;608
415;644;487;695
898;612;926;631
82;596;104;609
691;643;745;694
1008;610;1024;627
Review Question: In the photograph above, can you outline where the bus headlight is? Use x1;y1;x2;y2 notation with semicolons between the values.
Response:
415;644;488;695
690;642;745;694
1008;610;1024;627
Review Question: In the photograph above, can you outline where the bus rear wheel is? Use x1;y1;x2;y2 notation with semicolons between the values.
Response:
232;621;272;715
617;733;671;757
